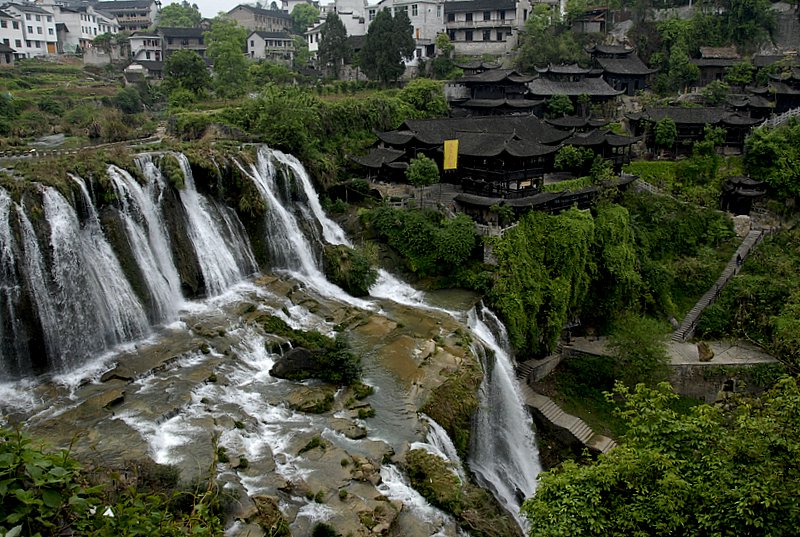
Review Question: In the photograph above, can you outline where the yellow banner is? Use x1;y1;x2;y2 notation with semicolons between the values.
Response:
443;139;458;170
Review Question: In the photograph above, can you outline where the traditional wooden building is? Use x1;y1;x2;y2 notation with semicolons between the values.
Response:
626;107;761;154
691;46;740;87
769;67;800;113
561;129;641;171
545;115;608;132
446;67;541;116
720;175;767;215
528;64;622;110
586;44;656;96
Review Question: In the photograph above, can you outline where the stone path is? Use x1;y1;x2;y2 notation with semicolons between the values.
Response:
672;229;766;342
517;381;617;454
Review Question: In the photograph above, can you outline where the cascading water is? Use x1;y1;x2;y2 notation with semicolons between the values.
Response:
0;190;28;376
43;180;149;370
468;304;541;528
107;165;183;321
169;153;256;296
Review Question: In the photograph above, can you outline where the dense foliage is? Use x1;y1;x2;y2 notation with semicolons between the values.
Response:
516;5;587;71
744;120;800;200
0;428;223;536
319;12;350;79
368;207;477;277
205;17;250;99
164;50;210;97
322;244;378;297
156;1;201;28
523;377;800;536
697;228;800;372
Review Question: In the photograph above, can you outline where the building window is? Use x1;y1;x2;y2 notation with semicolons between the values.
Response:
483;30;490;41
250;40;254;47
447;29;455;40
48;28;53;35
15;39;21;47
25;14;31;20
37;27;42;34
27;26;32;33
167;37;173;44
436;5;441;18
25;40;31;47
181;39;188;45
496;31;504;41
484;10;491;20
0;20;5;28
35;15;40;21
369;8;376;21
411;4;417;16
47;15;52;22
499;10;506;20
12;21;19;29
145;51;150;59
465;30;473;41
2;38;7;45
447;13;454;22
35;40;40;47
465;12;472;22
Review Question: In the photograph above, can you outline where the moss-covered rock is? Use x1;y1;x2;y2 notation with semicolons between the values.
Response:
322;244;378;297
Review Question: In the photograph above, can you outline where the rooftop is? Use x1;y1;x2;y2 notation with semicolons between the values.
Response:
228;4;292;20
528;76;623;97
444;0;515;14
596;55;656;76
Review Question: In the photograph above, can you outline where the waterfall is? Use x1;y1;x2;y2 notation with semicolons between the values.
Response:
107;165;183;322
0;191;28;376
245;147;370;308
169;154;256;296
42;180;149;370
467;304;541;529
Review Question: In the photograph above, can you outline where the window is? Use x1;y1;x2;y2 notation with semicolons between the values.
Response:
181;39;188;45
250;40;254;47
411;4;417;16
447;29;455;40
15;39;21;47
436;5;441;17
27;26;32;33
13;21;19;29
484;10;491;21
0;20;5;28
25;14;31;20
25;40;31;47
167;37;173;44
145;51;150;59
523;9;528;21
47;15;51;22
496;31;504;41
447;13;454;22
35;40;40;47
483;30;490;41
35;15;40;21
465;12;472;22
2;38;7;45
369;8;376;21
499;10;505;20
48;28;53;35
37;27;42;34
465;30;473;41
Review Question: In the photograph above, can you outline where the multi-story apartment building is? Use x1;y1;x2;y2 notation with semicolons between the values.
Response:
47;4;119;53
159;26;205;58
2;2;58;56
443;0;531;56
0;9;24;58
227;4;293;33
247;30;294;63
93;0;160;32
129;29;159;61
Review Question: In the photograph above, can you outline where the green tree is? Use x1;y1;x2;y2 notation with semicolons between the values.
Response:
156;1;201;27
516;5;585;71
554;144;594;174
701;79;730;106
291;3;319;34
205;16;250;98
319;12;350;79
292;35;311;67
398;78;448;117
695;0;776;53
406;154;439;202
654;117;677;149
360;9;415;85
164;49;211;96
724;61;755;86
112;86;143;114
744;119;800;199
546;94;574;117
430;33;458;79
523;377;800;537
607;314;670;386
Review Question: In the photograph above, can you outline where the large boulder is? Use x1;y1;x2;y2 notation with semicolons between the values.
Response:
269;347;322;380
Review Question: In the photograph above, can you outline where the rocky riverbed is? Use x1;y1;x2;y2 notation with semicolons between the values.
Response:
4;273;494;536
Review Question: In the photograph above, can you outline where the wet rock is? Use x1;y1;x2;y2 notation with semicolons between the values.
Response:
269;347;321;380
230;523;265;537
330;417;367;440
252;496;290;536
286;385;335;414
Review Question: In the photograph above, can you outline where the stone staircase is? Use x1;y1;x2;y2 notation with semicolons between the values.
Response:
515;359;537;381
672;229;767;342
518;382;617;454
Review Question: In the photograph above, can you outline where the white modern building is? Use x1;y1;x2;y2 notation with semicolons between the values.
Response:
0;9;24;58
443;0;531;56
129;30;160;61
46;4;119;53
1;2;58;57
247;30;294;63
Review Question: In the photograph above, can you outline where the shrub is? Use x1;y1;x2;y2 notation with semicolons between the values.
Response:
322;244;378;297
113;86;143;114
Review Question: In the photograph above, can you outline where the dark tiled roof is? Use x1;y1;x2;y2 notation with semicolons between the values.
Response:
596;56;655;76
528;76;622;97
351;147;405;168
56;22;68;31
453;60;502;70
0;42;14;53
726;94;772;109
136;60;164;70
461;98;543;109
458;69;535;84
752;55;783;68
587;44;634;55
376;131;415;145
131;31;159;37
745;85;770;94
159;27;205;38
699;46;739;59
252;30;292;39
229;4;292;20
396;116;571;146
96;0;155;10
444;0;515;14
455;132;558;157
5;2;51;14
563;129;640;147
0;10;12;18
691;58;738;67
631;107;761;126
536;64;592;75
546;115;606;128
770;80;800;95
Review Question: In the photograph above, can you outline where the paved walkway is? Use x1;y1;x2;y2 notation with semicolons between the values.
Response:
672;229;767;342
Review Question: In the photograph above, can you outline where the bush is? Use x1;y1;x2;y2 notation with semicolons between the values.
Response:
168;88;196;110
322;244;378;297
37;96;64;116
113;86;143;114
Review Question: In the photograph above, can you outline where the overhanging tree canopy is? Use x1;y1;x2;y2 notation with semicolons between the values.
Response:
359;9;414;85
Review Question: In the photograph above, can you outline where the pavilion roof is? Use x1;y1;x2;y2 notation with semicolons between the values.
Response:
527;76;622;97
596;55;656;76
